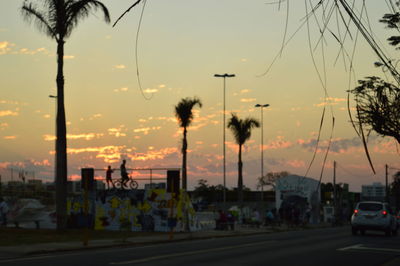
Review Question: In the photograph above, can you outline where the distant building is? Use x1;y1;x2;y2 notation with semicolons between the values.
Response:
361;182;386;202
7;181;24;190
275;175;321;224
27;179;43;190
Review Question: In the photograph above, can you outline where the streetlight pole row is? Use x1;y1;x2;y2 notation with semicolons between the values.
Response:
255;103;269;201
214;73;235;205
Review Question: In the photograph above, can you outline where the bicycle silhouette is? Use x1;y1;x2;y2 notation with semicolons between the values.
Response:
113;174;138;190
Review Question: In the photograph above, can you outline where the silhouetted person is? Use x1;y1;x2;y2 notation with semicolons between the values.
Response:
251;208;261;228
216;210;227;230
106;165;114;190
0;197;9;227
120;159;129;188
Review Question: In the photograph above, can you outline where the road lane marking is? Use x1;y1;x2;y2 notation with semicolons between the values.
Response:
110;240;277;265
337;244;400;254
337;244;363;251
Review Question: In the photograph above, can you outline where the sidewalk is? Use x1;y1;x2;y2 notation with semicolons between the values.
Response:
0;224;329;260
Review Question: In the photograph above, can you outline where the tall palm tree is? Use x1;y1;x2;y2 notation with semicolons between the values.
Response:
21;0;110;230
174;97;202;190
227;113;260;203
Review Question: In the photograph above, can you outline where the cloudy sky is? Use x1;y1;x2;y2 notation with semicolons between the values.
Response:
1;0;399;191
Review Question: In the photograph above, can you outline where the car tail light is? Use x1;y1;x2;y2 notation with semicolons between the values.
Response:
382;210;387;216
354;209;358;216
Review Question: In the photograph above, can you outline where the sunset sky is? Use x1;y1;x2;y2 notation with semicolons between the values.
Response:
1;0;399;192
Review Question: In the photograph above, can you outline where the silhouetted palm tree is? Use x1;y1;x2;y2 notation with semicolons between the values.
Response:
174;97;202;190
227;113;260;203
21;0;110;230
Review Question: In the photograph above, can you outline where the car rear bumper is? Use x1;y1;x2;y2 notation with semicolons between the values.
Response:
352;223;391;231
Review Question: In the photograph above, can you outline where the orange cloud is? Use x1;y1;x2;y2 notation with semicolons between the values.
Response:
43;133;103;141
0;41;15;55
32;159;51;166
240;98;256;103
114;87;129;93
19;47;50;55
314;97;346;107
3;135;16;140
108;126;127;137
133;126;161;135
68;174;81;181
0;110;18;117
68;145;126;163
0;100;21;105
114;64;126;69
143;88;158;93
132;147;179;161
0;122;8;130
0;162;11;169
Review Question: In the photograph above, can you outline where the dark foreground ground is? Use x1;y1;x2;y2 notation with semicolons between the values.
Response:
1;226;399;266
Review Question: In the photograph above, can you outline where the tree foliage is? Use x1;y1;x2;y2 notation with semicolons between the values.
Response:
350;76;400;144
21;0;110;230
257;171;290;191
391;171;400;211
174;97;202;190
349;5;400;146
227;113;260;203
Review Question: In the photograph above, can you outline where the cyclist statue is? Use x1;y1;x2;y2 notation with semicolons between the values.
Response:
120;159;129;189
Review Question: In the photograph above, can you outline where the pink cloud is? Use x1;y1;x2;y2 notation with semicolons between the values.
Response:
265;136;293;150
286;160;306;168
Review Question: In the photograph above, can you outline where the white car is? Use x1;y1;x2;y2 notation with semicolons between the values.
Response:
351;201;397;236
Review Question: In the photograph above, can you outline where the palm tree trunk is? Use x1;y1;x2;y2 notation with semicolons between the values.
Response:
55;39;68;231
182;127;190;232
182;127;187;190
238;144;243;203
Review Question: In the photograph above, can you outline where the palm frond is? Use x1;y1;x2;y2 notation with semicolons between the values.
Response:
228;113;259;145
113;0;143;27
174;97;202;128
21;2;57;40
65;0;110;38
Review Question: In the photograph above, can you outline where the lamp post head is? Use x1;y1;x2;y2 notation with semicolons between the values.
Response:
255;104;270;108
214;73;236;78
49;95;57;98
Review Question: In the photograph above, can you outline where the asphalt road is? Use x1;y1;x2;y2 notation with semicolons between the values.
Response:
2;226;400;266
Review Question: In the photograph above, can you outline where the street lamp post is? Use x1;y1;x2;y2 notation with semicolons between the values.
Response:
255;103;269;201
214;73;235;204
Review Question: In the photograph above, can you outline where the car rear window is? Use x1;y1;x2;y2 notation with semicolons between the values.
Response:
358;203;383;211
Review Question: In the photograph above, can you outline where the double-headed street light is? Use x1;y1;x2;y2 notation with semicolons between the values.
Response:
255;103;269;201
214;73;235;204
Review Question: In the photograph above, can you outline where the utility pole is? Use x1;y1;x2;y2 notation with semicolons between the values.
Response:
333;161;336;207
385;164;389;203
